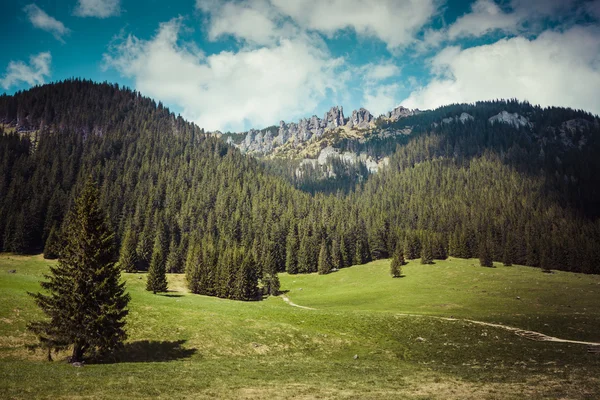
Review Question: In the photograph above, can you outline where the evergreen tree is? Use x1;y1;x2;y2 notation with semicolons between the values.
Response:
340;236;351;268
420;235;433;264
146;228;168;294
285;225;299;274
165;237;182;273
331;238;342;270
43;224;61;260
185;237;202;294
502;232;515;266
390;246;405;278
28;178;130;362
404;232;421;260
318;241;332;275
236;250;259;300
478;231;494;268
118;225;137;272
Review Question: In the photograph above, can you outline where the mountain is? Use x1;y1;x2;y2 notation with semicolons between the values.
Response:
224;105;416;156
1;80;600;302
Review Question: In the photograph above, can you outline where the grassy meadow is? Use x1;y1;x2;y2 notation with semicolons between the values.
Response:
1;254;599;399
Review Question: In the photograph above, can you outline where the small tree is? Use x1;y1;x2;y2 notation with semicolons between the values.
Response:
478;231;494;268
318;241;332;275
146;229;168;294
420;235;433;265
390;246;405;278
28;178;130;362
43;224;61;260
118;225;137;272
331;238;342;270
502;233;515;266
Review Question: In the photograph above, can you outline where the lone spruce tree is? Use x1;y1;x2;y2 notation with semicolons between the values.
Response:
146;228;168;294
118;224;138;272
318;241;332;275
43;224;62;260
28;178;130;362
390;246;405;278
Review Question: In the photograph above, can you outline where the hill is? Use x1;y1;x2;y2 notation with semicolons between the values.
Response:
1;254;599;399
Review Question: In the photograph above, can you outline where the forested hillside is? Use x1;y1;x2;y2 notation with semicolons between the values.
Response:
1;80;599;302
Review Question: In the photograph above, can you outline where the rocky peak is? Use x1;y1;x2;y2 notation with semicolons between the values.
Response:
349;108;373;129
386;106;414;121
324;106;345;129
441;112;474;125
489;111;532;128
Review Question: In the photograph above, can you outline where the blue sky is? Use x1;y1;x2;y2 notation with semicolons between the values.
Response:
2;0;600;132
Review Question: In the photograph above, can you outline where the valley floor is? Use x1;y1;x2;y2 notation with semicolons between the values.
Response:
1;254;600;399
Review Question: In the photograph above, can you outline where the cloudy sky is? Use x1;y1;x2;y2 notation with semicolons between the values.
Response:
2;0;600;131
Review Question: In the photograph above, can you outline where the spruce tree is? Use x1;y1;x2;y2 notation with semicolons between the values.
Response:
420;235;433;265
146;229;168;294
236;252;259;300
118;225;137;272
165;237;182;273
28;178;130;362
479;236;494;268
502;233;515;266
43;224;61;260
285;225;299;274
390;246;405;278
318;241;332;275
185;238;202;294
331;238;342;270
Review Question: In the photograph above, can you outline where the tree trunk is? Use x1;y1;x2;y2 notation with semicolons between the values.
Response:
71;342;84;362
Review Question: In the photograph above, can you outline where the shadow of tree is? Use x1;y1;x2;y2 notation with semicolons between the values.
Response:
161;293;184;298
105;340;197;363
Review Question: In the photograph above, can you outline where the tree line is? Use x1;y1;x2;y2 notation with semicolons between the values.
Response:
1;80;599;303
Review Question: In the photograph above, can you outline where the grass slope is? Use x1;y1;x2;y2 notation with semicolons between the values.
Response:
1;254;599;399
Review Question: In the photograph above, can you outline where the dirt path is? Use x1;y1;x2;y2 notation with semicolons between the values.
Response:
442;317;600;346
280;295;600;346
280;295;316;310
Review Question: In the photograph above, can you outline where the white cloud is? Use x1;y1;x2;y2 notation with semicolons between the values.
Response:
447;0;580;41
74;0;120;18
1;52;52;90
198;0;438;50
271;0;438;50
104;19;346;131
363;83;401;116
448;0;518;39
357;62;402;115
198;0;293;46
402;27;600;115
362;63;401;82
23;4;70;42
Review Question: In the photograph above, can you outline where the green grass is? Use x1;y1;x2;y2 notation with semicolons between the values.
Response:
1;254;599;399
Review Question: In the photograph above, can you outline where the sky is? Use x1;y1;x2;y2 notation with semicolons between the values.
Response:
1;0;600;132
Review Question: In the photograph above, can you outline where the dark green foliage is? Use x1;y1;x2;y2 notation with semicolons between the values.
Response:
285;225;299;274
165;237;182;273
502;232;515;266
146;227;168;294
318;241;332;275
118;226;137;272
479;240;494;267
403;232;421;260
331;238;342;270
420;234;433;265
27;179;130;362
43;224;61;260
390;246;404;278
236;250;260;300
